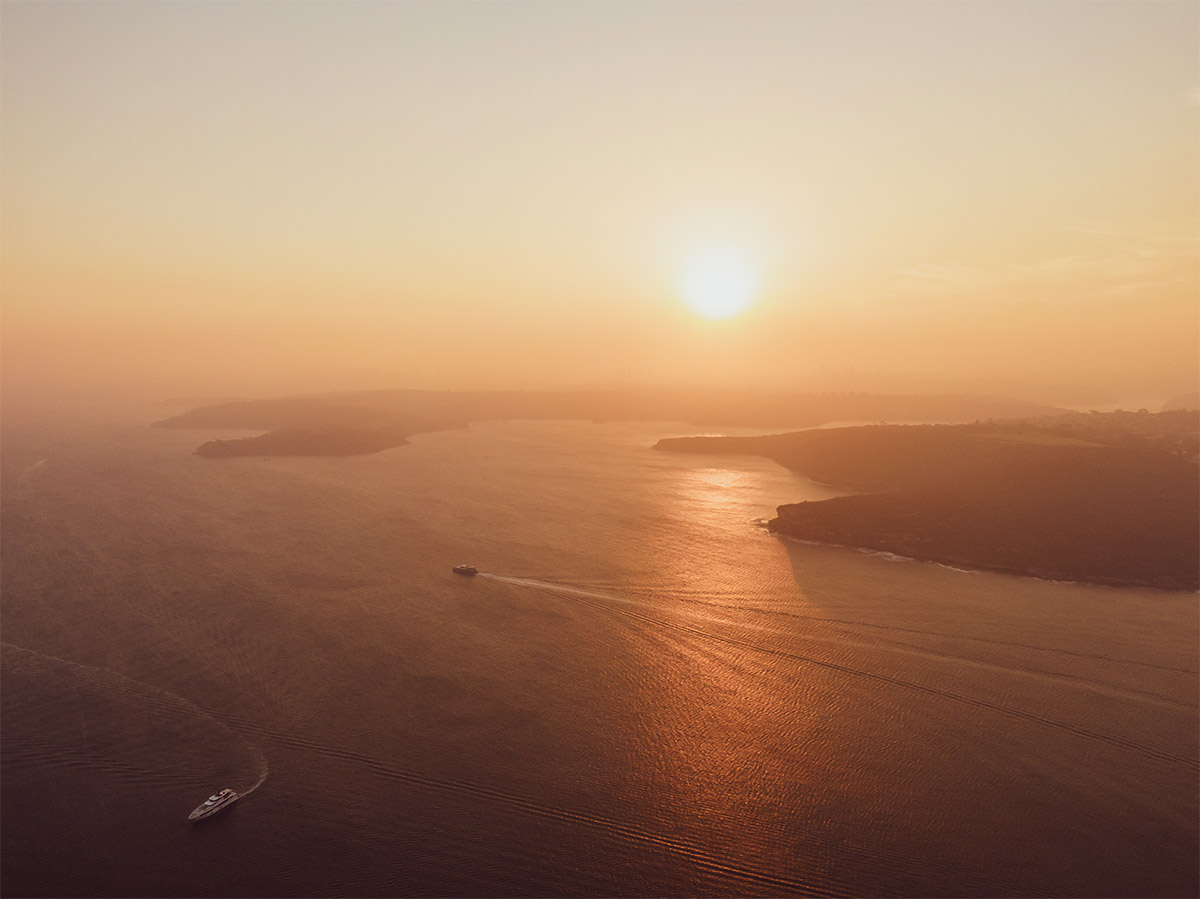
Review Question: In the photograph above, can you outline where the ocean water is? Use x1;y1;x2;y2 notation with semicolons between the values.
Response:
1;416;1196;897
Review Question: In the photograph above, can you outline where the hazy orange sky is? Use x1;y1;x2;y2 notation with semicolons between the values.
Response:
2;1;1197;405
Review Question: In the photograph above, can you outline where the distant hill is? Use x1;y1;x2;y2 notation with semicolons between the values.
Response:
155;387;1062;434
656;410;1199;489
1162;390;1200;412
656;411;1199;590
153;397;466;458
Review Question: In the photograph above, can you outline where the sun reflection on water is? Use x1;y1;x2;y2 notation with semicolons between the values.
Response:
686;467;753;492
672;468;763;522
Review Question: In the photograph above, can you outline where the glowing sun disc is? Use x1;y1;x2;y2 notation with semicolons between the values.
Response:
677;249;760;319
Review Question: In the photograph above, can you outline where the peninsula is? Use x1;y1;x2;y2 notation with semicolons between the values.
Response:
152;397;465;459
656;411;1200;590
194;424;418;458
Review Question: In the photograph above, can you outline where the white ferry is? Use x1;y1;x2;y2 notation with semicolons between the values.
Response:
188;788;239;822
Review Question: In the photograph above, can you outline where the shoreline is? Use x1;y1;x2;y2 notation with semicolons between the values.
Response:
772;531;1200;593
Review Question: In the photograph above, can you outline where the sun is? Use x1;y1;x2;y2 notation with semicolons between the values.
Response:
676;248;761;320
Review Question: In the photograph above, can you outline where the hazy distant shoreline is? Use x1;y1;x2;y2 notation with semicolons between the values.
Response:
153;388;1063;457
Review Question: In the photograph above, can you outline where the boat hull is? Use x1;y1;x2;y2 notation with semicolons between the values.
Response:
188;789;240;821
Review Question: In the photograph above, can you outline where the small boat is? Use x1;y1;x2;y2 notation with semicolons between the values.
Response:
452;565;478;576
188;788;239;822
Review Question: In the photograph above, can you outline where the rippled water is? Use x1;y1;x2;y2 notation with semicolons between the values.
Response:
2;417;1196;897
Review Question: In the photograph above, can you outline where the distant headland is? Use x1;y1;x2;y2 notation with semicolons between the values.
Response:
194;425;416;458
153;387;1063;458
656;410;1200;590
152;394;467;458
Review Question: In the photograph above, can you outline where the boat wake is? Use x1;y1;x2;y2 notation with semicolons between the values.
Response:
479;574;660;611
475;578;1198;771
21;457;47;480
0;643;268;798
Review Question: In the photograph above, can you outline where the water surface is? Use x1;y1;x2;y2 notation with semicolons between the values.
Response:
2;417;1196;896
